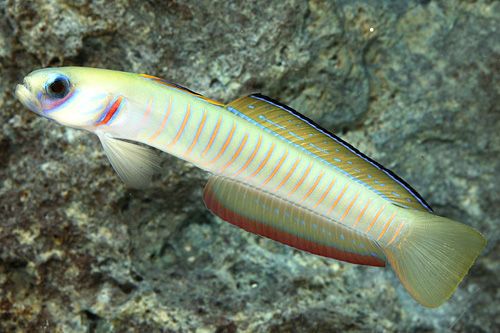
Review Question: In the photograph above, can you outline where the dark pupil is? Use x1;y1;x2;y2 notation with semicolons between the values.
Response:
50;80;65;94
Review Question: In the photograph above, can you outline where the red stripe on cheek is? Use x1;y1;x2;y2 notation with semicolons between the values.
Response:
95;96;123;126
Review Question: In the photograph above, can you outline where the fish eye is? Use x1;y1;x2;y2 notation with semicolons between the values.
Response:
45;75;71;99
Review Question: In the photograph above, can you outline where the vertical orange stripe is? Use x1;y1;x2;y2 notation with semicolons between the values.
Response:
326;184;348;214
245;142;275;181
184;109;207;157
166;104;191;150
218;134;249;173
299;170;324;203
260;149;288;186
233;134;262;177
352;198;373;228
273;156;301;192
149;98;172;142
365;206;385;233
201;115;221;156
140;98;153;124
201;122;236;165
286;162;313;198
311;177;336;209
377;212;396;241
387;221;405;246
339;190;361;221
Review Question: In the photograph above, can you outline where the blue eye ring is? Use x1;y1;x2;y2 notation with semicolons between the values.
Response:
45;75;71;99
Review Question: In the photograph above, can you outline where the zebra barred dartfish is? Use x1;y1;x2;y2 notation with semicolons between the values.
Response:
15;67;486;308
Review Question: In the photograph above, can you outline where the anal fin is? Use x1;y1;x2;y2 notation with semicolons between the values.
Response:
203;176;387;267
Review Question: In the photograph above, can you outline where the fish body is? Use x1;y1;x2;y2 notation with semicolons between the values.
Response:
16;67;486;308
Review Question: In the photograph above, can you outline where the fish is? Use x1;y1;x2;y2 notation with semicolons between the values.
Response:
15;66;486;308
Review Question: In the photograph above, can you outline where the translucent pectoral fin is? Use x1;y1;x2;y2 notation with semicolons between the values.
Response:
98;133;161;189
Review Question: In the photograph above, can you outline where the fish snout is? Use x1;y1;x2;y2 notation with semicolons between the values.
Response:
15;77;42;113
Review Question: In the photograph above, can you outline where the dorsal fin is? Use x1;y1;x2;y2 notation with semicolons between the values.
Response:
225;94;433;213
139;74;224;107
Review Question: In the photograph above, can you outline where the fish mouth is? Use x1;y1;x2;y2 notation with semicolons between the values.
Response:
15;78;42;114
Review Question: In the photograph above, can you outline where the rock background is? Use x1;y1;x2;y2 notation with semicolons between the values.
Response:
1;0;499;331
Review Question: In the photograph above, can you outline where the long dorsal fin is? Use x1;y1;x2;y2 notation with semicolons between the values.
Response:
139;74;224;107
225;94;433;213
203;175;387;267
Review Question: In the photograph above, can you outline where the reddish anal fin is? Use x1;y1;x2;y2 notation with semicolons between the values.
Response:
203;176;387;267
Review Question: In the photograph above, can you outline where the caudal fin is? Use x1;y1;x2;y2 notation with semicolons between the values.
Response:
382;211;486;308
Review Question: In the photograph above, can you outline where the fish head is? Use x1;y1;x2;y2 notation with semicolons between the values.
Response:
15;67;113;129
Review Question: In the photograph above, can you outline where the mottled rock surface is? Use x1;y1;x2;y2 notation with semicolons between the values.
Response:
1;0;499;331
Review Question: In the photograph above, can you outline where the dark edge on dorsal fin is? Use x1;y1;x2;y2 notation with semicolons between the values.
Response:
151;77;203;96
140;74;224;107
249;93;433;213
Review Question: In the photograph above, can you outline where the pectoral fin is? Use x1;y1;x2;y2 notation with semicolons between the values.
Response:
98;134;161;188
